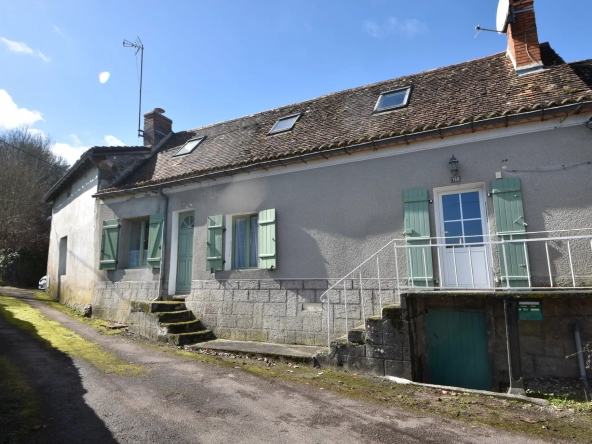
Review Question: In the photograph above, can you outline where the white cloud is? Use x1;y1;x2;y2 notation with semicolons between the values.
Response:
0;37;50;62
104;135;125;147
363;17;429;39
0;89;44;130
52;134;89;165
50;24;65;37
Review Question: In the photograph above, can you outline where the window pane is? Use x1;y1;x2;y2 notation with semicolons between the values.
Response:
234;217;247;268
377;90;407;110
444;221;463;246
461;192;481;219
463;220;484;244
129;220;143;267
249;215;258;267
442;194;461;221
270;115;299;133
142;220;149;266
173;137;205;157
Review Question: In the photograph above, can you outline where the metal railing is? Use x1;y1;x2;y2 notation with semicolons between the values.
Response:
319;229;592;349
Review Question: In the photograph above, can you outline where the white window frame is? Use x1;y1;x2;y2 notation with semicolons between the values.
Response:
268;113;301;135
172;136;206;157
373;87;411;113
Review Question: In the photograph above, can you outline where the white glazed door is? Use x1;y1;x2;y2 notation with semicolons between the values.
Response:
439;190;491;288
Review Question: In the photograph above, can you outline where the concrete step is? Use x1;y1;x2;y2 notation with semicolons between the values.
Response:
153;310;194;323
170;330;214;346
172;294;188;301
348;325;366;344
131;300;187;314
160;319;204;334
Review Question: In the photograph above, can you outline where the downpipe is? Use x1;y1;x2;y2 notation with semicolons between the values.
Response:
573;322;591;401
155;186;169;301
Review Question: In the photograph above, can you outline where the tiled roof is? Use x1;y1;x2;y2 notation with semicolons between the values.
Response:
101;44;592;194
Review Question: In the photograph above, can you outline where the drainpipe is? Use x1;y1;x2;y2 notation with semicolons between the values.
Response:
156;186;169;301
574;323;591;401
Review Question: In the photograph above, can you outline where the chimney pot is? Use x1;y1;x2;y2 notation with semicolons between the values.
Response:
143;108;172;148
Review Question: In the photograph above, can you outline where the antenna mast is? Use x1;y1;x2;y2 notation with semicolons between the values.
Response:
123;37;144;138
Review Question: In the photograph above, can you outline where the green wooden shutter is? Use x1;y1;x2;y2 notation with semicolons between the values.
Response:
100;219;120;270
258;209;276;270
206;215;224;272
147;213;164;268
491;178;529;287
403;189;434;287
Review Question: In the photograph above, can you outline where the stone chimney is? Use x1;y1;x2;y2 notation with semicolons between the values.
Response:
143;108;172;148
506;0;543;75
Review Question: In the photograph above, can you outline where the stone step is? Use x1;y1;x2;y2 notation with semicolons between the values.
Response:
348;325;366;344
160;319;204;334
153;310;194;323
130;300;187;314
170;330;214;346
150;301;187;313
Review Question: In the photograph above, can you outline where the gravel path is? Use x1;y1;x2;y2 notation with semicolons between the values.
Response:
0;290;546;444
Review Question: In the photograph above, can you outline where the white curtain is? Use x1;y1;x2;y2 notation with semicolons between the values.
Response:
234;217;247;268
249;215;258;267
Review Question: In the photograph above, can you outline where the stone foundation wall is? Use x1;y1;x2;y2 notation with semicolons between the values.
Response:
92;281;159;323
320;303;412;378
184;279;398;346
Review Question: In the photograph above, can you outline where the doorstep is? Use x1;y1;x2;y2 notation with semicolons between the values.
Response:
184;339;325;364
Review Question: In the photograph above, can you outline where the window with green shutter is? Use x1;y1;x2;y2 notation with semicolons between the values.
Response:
207;215;224;272
403;189;434;287
491;178;530;287
147;213;164;268
100;219;120;270
258;209;276;270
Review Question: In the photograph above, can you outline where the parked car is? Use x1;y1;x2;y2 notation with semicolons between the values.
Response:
38;276;47;290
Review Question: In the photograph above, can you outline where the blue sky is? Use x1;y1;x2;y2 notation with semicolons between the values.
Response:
0;0;589;164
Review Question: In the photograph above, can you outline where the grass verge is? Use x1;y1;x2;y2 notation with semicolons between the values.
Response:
0;293;144;377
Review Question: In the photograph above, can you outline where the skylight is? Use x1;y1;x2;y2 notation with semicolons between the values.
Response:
374;87;411;112
268;114;300;135
173;136;205;157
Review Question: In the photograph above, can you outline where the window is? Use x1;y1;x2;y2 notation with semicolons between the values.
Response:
173;136;205;157
374;87;411;112
128;219;150;267
268;114;300;135
233;214;258;268
59;236;67;275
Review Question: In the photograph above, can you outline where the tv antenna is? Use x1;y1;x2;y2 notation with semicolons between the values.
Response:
123;36;144;138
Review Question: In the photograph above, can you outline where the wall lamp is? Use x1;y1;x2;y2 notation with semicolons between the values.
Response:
449;154;459;176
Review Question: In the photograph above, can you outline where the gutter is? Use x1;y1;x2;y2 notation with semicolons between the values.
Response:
156;186;169;301
94;101;592;198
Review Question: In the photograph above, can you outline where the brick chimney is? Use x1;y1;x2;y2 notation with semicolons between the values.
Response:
506;0;543;75
143;108;172;148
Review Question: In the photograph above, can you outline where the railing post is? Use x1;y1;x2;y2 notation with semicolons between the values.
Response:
452;245;459;287
523;241;532;288
468;244;475;288
568;240;576;287
408;247;414;289
436;242;443;290
359;270;365;322
484;238;492;288
422;247;429;288
377;257;383;314
393;243;400;301
326;293;331;353
343;280;348;336
545;241;553;287
502;236;510;289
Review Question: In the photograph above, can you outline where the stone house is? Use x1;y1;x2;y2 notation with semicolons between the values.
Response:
44;0;592;391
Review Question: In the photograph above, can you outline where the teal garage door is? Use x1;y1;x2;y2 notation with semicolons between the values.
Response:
426;310;490;390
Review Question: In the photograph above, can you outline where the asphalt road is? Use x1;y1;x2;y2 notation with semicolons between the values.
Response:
0;289;545;444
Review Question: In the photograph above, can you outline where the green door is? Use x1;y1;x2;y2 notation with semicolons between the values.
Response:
426;310;490;390
176;213;194;292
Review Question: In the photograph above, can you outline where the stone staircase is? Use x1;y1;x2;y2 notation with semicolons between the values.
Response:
128;300;214;346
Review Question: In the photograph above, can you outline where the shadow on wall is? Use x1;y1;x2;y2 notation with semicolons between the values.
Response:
52;173;98;216
0;295;117;443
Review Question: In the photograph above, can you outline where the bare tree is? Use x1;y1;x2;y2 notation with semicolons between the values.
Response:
0;127;69;286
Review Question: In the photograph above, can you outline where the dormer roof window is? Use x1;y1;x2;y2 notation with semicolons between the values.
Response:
374;87;411;113
268;114;301;135
173;136;205;157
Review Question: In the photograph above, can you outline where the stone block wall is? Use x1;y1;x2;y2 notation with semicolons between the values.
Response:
184;279;398;346
92;280;159;324
319;303;412;378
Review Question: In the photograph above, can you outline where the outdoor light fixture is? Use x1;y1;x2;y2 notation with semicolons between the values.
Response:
449;155;459;176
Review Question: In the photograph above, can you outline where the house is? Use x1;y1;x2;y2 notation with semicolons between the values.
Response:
44;0;592;392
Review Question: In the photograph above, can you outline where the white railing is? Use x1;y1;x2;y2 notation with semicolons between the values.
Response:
319;229;592;349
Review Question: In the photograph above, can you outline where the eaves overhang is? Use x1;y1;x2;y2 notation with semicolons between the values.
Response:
94;100;592;199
